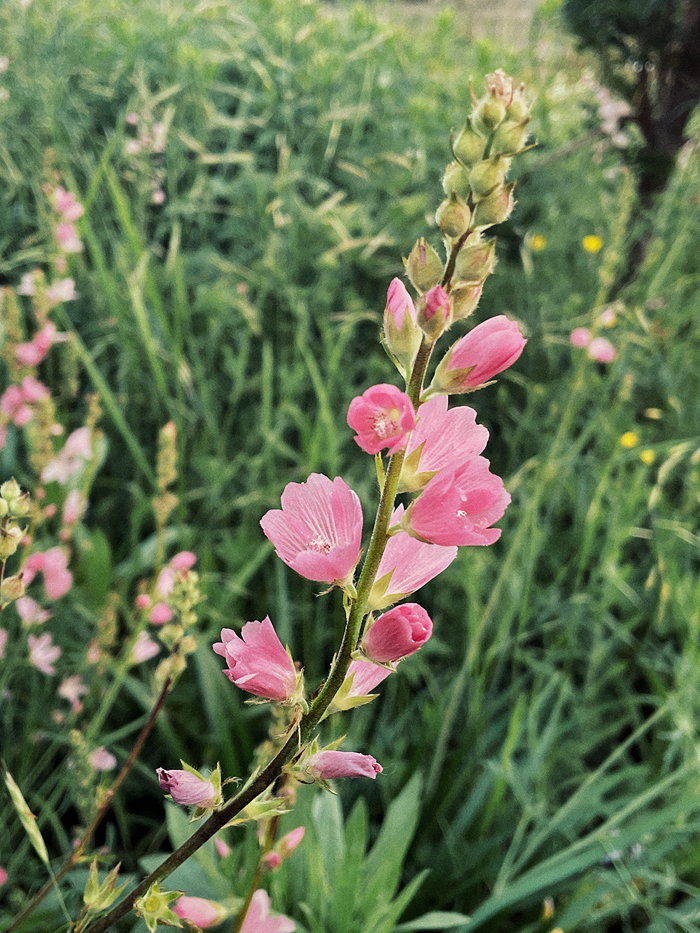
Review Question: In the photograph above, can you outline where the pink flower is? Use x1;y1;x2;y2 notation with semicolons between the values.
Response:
240;890;295;933
213;618;298;703
369;508;457;610
62;489;85;527
151;189;166;205
28;632;61;674
0;628;7;661
362;603;433;663
405;458;511;546
385;277;417;330
135;593;152;610
170;551;197;572
345;659;392;696
16;596;52;625
17;272;37;295
347;384;416;455
45;278;78;306
157;768;219;807
89;747;117;771
401;396;489;490
262;826;306;871
131;631;160;663
42;427;92;484
588;337;617;363
20;375;50;403
0;865;7;888
1;385;33;426
260;474;363;585
55;222;83;253
173;896;227;928
215;838;231;859
148;603;173;625
16;323;64;367
58;674;88;706
23;547;73;600
53;187;84;222
432;315;526;393
570;327;592;348
307;750;382;781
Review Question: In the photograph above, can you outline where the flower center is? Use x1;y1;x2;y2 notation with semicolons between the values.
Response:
308;534;332;554
373;409;399;439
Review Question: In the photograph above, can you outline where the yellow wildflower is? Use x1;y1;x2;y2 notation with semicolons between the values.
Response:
582;234;603;254
620;431;639;448
640;449;656;464
529;234;547;251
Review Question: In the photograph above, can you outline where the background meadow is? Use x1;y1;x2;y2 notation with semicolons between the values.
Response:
1;0;700;930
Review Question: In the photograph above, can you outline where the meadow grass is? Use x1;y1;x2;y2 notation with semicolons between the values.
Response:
1;0;700;930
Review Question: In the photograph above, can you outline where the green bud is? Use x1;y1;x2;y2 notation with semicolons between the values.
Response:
451;282;484;321
0;498;8;520
491;118;530;156
475;96;507;131
9;493;31;518
404;238;444;294
472;181;516;229
84;859;127;913
442;161;471;200
507;93;529;122
0;478;22;506
468;160;505;199
1;573;25;604
0;523;24;560
452;119;485;166
436;192;471;238
454;238;497;281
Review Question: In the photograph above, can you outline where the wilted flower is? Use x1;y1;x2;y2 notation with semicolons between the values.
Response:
260;474;363;586
157;767;221;808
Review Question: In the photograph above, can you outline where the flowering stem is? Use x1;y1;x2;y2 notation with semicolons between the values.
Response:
84;336;437;933
5;675;174;933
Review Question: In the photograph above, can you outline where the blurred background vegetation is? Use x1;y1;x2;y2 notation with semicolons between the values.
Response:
1;0;700;930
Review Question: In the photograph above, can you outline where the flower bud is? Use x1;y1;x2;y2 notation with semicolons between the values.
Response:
468;160;505;199
452;119;485;166
475;96;507;131
10;493;32;518
454;238;497;282
0;478;22;506
404;238;443;294
442;161;471;200
491;118;530;156
418;286;452;340
450;283;483;321
429;315;526;394
0;524;23;559
173;896;229;928
306;750;382;781
157;765;222;809
0;498;8;520
1;573;25;604
472;182;516;229
435;192;471;238
362;603;433;663
383;277;422;374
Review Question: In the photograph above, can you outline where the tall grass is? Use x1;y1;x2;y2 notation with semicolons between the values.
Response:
1;0;700;930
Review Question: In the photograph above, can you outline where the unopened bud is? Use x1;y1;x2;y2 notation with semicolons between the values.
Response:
0;478;22;506
475;96;506;132
436;192;471;238
404;238;443;294
0;524;24;559
1;573;25;603
418;286;452;340
0;499;8;520
9;493;31;518
468;159;505;199
451;283;483;321
473;182;516;229
454;238;497;281
491;118;530;156
442;161;471;200
452;119;485;166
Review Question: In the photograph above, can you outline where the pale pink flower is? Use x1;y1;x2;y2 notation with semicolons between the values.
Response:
135;593;152;610
20;375;50;403
0;424;6;450
41;547;73;599
157;768;219;807
16;595;52;625
213;618;298;703
385;277;417;330
151;189;166;205
89;747;117;771
173;896;227;928
42;427;92;484
17;272;37;295
0;628;7;661
126;111;139;125
215;837;231;859
369;508;457;611
260;473;363;585
345;659;392;696
432;315;526;393
261;826;305;872
588;337;617;363
401;396;489;490
0;865;7;887
87;639;101;664
45;278;78;306
152;122;167;152
307;750;382;781
62;489;85;528
405;458;511;547
124;139;142;156
131;630;160;663
240;890;295;933
58;674;88;707
170;551;197;572
362;603;433;663
28;632;61;674
53;187;84;222
347;384;416;455
148;603;173;625
55;222;82;253
155;552;196;598
16;322;64;367
570;327;591;348
1;385;33;426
